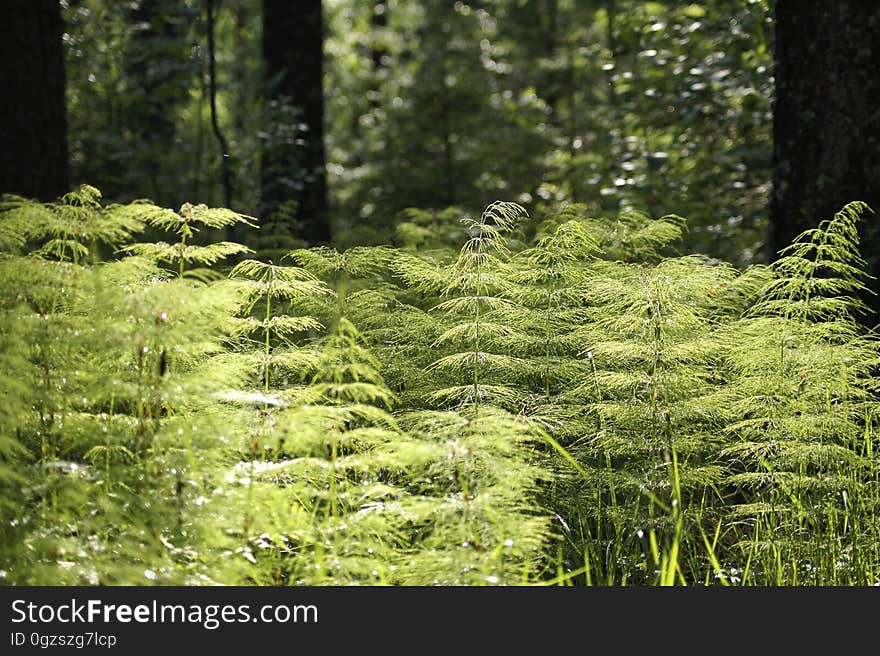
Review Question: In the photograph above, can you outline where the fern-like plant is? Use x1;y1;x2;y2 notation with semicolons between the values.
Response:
719;201;880;584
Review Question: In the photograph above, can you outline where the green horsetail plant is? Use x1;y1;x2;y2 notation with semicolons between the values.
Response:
224;317;414;585
719;201;880;584
281;239;558;585
339;287;446;412
0;251;104;584
559;243;741;583
0;203;95;537
393;407;554;584
230;232;556;584
509;217;600;403
278;245;422;412
394;206;469;252
4;185;880;588
750;201;873;323
0;195;34;253
222;258;330;536
119;202;255;278
228;259;330;394
0;188;253;584
503;214;608;579
389;202;556;583
580;207;686;263
0;185;147;264
0;190;116;573
394;201;530;411
0;304;34;573
338;245;457;412
0;185;153;490
68;255;248;585
64;262;245;584
287;245;397;332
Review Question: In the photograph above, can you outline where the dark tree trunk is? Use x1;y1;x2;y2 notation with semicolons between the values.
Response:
771;1;880;315
261;0;330;246
0;1;69;201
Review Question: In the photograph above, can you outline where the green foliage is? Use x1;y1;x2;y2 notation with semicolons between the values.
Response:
35;0;873;589
1;189;878;586
325;0;772;263
0;185;147;263
62;1;771;263
119;201;255;277
714;202;880;584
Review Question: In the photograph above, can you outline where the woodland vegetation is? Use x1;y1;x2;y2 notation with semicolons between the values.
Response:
1;0;879;586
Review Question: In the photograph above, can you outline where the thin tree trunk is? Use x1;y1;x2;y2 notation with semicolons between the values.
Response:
206;0;233;210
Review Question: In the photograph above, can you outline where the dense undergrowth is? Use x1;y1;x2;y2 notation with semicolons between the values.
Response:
0;185;877;586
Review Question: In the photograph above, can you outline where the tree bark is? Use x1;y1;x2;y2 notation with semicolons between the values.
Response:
261;0;330;246
0;0;69;201
771;1;880;315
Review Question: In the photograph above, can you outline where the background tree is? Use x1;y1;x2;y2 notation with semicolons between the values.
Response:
60;0;773;263
260;0;330;249
770;1;880;317
206;0;234;211
0;0;69;200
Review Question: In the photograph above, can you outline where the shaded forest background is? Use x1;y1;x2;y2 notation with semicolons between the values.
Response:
2;0;879;299
49;0;773;267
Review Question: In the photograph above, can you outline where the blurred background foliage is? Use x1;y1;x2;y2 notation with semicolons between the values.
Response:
62;0;773;266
